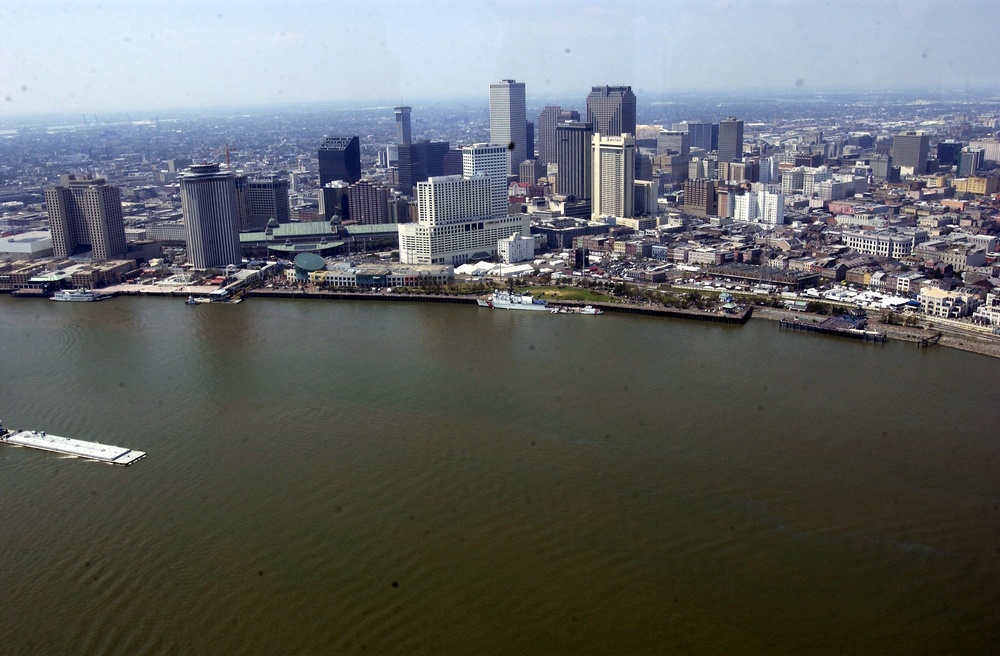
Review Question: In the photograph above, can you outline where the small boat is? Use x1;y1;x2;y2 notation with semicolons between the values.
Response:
50;289;109;302
185;295;198;305
580;305;603;315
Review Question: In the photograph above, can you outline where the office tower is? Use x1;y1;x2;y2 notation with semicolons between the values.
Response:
936;141;962;166
519;159;543;185
348;180;390;225
537;106;582;166
178;163;241;269
683;179;717;217
525;120;534;161
489;79;527;175
657;130;689;155
674;121;714;152
166;158;193;174
442;149;464;176
869;154;892;182
45;175;127;260
958;148;983;177
537;106;563;166
397;174;530;265
246;173;290;229
555;122;594;203
535;105;580;165
463;143;509;218
234;173;250;231
397;140;450;195
394;106;412;145
319;181;350;221
591;133;636;220
633;180;656;216
586;85;636;137
892;132;929;174
718;117;744;163
318;136;361;185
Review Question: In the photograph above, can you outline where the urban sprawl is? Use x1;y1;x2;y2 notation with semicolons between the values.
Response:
2;84;1000;353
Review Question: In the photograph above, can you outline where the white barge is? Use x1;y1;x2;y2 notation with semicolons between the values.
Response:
0;423;146;466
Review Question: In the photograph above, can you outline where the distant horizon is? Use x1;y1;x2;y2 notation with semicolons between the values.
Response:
3;86;998;126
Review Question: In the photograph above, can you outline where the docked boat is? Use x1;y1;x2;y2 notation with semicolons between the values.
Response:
185;295;198;305
50;289;109;302
481;289;549;311
580;305;603;315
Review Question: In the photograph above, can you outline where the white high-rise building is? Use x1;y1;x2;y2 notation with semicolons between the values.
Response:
462;143;509;218
179;163;242;269
591;133;635;220
489;79;527;176
734;183;784;226
398;174;530;266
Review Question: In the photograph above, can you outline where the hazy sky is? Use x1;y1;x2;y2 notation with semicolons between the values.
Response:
2;0;997;115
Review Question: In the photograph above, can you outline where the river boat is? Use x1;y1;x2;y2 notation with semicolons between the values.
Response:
580;305;603;315
185;295;198;305
50;289;109;302
481;289;549;311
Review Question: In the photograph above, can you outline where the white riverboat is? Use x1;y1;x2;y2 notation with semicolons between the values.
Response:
50;289;110;302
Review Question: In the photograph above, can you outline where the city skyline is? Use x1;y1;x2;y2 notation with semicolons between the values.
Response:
3;0;999;117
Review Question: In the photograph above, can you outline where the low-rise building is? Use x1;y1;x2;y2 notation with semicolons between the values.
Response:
918;287;980;318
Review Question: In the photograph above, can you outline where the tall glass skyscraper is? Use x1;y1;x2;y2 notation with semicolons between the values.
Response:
585;86;636;137
318;136;361;185
489;79;526;176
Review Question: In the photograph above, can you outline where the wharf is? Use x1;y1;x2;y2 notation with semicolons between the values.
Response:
779;317;887;343
0;429;146;465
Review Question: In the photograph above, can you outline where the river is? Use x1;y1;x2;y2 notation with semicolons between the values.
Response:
0;295;997;654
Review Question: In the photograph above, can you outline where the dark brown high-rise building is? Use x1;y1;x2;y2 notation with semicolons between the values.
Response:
347;180;390;225
586;86;636;137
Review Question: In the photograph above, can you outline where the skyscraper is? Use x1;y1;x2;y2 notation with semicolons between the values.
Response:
397;140;450;195
319;136;361;185
397;174;530;265
246;173;290;228
347;180;390;225
591;133;635;220
586;86;636;137
45;175;127;260
489;79;527;176
958;148;984;177
178;163;242;269
555;122;594;203
394;106;412;145
718;117;744;163
892;132;930;174
463;143;509;218
537;106;582;166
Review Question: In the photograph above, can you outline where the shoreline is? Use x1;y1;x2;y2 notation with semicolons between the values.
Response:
10;285;1000;360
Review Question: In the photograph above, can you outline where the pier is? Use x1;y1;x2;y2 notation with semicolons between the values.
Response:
0;428;146;465
779;317;887;343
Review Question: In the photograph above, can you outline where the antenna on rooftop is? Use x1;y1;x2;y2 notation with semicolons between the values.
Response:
226;143;232;171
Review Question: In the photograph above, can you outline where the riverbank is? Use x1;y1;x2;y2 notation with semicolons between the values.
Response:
750;305;1000;359
11;284;1000;359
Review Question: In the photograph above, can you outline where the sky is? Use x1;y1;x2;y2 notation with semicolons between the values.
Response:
1;0;998;116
